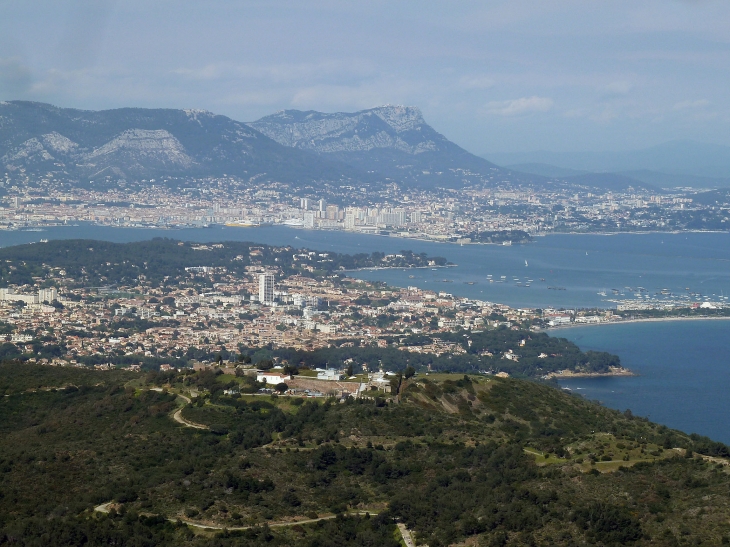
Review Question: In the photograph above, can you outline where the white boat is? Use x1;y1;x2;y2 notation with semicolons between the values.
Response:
225;221;260;228
283;218;304;227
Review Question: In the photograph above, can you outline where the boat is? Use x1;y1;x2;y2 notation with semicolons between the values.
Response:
525;260;528;267
225;221;260;228
282;218;304;227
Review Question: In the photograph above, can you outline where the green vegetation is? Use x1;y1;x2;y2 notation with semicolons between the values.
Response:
0;239;448;288
2;362;730;545
273;327;619;377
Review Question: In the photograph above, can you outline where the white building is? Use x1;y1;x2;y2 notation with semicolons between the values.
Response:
256;372;291;385
39;287;57;303
0;289;38;305
258;273;275;305
317;368;344;381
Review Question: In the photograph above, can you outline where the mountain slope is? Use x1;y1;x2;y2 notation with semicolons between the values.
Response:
3;363;730;546
0;101;369;185
250;105;512;188
562;172;662;193
505;162;589;178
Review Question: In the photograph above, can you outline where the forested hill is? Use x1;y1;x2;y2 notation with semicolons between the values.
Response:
0;238;448;287
2;363;730;545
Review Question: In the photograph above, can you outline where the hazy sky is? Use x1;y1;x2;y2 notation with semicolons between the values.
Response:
1;0;729;154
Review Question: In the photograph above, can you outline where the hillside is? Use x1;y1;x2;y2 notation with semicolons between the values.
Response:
249;106;526;189
1;363;730;546
0;101;369;187
562;172;662;193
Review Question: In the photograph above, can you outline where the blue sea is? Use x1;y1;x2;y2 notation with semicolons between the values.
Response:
557;321;730;443
1;225;730;441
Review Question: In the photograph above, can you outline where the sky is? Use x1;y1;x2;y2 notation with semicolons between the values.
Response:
1;0;729;154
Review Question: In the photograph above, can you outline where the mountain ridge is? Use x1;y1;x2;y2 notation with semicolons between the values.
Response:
249;105;512;188
0;100;368;186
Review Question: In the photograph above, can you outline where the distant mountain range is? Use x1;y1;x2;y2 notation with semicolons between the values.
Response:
0;101;513;190
0;101;363;186
1;101;728;192
505;164;662;193
488;140;730;188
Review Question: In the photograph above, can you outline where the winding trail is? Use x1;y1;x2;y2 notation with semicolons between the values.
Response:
173;511;377;531
171;393;209;430
94;503;377;531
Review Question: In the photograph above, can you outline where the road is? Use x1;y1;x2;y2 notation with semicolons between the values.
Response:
94;503;377;531
175;511;376;531
171;393;209;430
397;522;418;547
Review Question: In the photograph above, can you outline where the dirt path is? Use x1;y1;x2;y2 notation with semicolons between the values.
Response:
94;504;377;531
175;511;376;531
171;393;209;430
398;522;420;546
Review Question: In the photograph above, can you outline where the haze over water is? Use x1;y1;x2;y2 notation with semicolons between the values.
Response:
1;225;730;440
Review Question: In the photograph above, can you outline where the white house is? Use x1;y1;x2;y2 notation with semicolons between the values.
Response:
256;372;291;385
316;368;343;381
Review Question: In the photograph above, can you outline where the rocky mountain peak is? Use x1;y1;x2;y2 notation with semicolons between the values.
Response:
368;105;425;132
249;105;438;154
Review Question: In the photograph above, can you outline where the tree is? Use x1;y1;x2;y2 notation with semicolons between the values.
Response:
258;359;274;371
345;363;354;377
404;365;416;379
275;382;288;393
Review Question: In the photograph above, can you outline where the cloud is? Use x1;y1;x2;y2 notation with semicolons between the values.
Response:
673;99;710;110
0;57;32;98
459;75;495;90
171;60;377;85
484;96;553;116
604;81;633;95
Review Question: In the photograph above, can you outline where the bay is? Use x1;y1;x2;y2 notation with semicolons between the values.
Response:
2;225;729;310
1;224;730;441
557;320;730;444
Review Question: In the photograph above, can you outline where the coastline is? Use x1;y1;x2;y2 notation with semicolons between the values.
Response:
549;315;730;332
545;368;636;380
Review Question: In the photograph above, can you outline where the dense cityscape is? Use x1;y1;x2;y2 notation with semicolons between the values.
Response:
0;237;726;379
1;173;728;239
